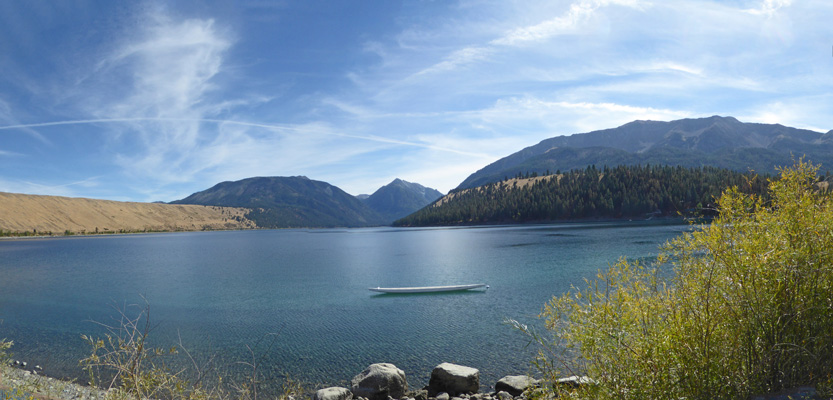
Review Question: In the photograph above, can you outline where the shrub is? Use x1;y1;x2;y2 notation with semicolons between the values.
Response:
80;303;204;400
0;339;12;366
80;302;297;400
523;161;833;399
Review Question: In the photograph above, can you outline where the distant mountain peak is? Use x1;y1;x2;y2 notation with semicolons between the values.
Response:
363;178;443;221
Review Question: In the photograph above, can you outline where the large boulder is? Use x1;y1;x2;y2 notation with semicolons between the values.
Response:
314;387;353;400
495;376;538;396
350;363;407;400
428;363;479;396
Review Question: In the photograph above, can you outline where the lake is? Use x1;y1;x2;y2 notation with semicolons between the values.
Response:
0;222;692;392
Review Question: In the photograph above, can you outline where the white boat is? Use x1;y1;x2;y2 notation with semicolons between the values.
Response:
368;283;488;294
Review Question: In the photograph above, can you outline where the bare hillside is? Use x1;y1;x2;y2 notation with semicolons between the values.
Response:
0;192;255;235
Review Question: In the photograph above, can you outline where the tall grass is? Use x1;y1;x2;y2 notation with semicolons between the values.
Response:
523;161;833;399
80;302;302;400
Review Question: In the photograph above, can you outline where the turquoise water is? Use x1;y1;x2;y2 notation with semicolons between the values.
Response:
0;222;691;391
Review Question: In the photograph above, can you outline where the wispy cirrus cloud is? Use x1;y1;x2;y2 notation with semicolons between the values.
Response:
0;176;101;198
0;97;50;145
71;6;237;192
744;0;792;17
491;0;644;46
466;97;692;137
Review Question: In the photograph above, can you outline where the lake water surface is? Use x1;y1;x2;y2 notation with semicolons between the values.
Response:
0;222;691;391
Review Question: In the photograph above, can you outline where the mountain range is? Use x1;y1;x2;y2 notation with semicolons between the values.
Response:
4;115;830;233
457;116;833;190
172;176;442;228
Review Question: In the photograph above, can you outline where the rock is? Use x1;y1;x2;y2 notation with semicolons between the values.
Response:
555;375;595;387
428;363;479;396
315;387;353;400
436;393;450;400
494;376;538;397
495;391;513;400
351;363;408;400
413;389;428;400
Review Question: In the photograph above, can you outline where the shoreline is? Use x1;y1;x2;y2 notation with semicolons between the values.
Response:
0;227;259;240
0;361;545;400
0;365;109;400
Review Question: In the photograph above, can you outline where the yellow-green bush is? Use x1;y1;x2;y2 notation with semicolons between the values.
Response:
530;161;833;399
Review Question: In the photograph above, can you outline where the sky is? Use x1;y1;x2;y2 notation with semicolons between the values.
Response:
0;0;831;202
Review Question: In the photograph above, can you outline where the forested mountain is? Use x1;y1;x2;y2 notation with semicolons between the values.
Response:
458;116;832;189
395;165;769;227
362;178;443;221
173;176;387;228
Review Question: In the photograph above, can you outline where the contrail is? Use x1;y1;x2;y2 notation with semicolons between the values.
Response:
0;117;489;157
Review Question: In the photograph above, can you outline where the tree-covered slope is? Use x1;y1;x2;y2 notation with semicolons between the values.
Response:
363;178;443;221
395;165;769;226
457;116;832;190
172;176;386;228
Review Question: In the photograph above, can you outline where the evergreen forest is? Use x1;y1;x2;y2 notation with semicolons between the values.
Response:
394;164;771;226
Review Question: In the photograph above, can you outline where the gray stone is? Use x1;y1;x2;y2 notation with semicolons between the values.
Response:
315;387;353;400
413;389;428;400
555;376;595;387
496;391;513;400
436;393;450;400
428;363;480;396
351;363;408;400
494;376;538;397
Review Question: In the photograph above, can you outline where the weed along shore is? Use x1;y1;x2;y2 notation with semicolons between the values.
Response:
1;359;577;400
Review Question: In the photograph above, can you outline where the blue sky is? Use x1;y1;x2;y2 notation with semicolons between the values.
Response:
0;0;831;202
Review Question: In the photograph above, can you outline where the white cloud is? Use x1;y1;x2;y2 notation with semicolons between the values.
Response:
83;8;236;190
415;46;494;76
469;96;692;136
0;149;22;157
491;0;644;46
738;98;832;133
0;97;50;145
0;176;100;198
744;0;792;17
